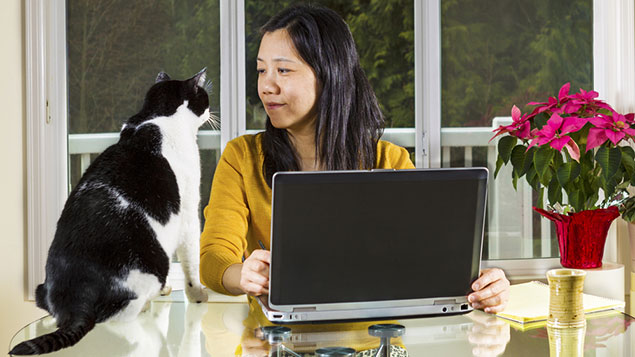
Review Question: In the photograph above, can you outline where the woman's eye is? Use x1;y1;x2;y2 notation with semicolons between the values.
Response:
278;68;290;74
256;68;265;74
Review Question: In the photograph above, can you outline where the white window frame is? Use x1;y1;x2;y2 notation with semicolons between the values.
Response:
26;0;633;298
26;0;68;300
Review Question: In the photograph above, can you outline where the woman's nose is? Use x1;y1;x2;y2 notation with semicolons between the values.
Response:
259;73;280;95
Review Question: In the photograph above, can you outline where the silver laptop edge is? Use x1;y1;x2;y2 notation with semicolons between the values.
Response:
259;295;473;323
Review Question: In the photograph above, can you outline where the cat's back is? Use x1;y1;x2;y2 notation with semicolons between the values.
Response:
66;124;180;222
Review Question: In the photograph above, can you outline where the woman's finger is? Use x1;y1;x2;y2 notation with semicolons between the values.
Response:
469;278;509;304
472;268;506;291
478;290;509;313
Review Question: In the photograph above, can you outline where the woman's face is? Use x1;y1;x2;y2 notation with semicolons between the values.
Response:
257;29;319;135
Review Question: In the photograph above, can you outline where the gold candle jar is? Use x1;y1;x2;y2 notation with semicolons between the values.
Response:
547;269;586;328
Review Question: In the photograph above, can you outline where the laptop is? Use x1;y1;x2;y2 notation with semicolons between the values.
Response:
259;168;488;323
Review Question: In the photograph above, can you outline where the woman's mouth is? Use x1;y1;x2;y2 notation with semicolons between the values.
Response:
266;103;285;110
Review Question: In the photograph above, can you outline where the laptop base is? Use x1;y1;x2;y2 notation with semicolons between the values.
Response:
258;296;473;324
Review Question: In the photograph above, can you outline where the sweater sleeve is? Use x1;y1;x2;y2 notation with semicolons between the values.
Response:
200;139;250;295
392;145;415;169
377;140;415;169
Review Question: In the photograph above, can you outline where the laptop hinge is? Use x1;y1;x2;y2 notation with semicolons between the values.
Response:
433;299;458;305
293;307;317;312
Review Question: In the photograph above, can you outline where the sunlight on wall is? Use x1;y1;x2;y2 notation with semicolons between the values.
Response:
0;0;46;350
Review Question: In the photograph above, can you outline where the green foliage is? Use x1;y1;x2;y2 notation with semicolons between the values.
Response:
595;146;622;180
556;161;580;186
67;0;221;134
498;137;635;212
67;0;593;138
441;0;592;127
622;197;635;223
496;136;516;164
534;146;555;180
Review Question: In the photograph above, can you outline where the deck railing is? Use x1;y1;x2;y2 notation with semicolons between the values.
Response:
68;118;552;260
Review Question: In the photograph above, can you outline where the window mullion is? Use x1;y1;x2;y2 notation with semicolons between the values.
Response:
416;0;441;169
220;0;246;151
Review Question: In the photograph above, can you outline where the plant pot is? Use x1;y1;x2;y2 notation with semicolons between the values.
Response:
533;206;620;269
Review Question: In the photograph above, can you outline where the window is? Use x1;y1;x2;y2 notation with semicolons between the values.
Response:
66;0;221;221
440;0;593;261
26;0;633;297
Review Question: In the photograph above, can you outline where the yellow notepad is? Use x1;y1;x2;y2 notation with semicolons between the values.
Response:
496;281;625;329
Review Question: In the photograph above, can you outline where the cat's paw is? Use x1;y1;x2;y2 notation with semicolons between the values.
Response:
160;285;172;296
185;282;208;303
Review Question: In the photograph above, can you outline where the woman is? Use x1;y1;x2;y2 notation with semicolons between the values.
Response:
200;4;509;313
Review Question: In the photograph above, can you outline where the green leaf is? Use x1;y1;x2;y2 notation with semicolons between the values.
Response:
498;136;517;164
595;145;622;180
526;165;541;192
512;171;519;191
540;167;553;187
534;145;555;178
510;145;529;177
613;167;626;187
536;187;545;209
553;151;564;169
601;176;618;198
557;161;581;186
568;190;584;212
525;147;537;167
548;177;563;206
494;155;504;178
617;180;631;190
583;176;601;203
621;145;635;158
584;193;599;210
580;150;594;171
622;198;635;223
620;146;635;177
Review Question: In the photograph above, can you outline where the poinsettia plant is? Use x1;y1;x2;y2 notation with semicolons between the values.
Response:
491;83;635;218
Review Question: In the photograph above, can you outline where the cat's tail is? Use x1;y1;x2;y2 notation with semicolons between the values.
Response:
9;317;95;355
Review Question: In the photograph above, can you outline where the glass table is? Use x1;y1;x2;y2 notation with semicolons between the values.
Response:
9;291;635;356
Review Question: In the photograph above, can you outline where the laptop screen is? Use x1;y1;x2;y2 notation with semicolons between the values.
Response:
269;168;487;307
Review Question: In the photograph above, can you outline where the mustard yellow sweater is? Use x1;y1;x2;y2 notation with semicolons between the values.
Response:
199;133;415;295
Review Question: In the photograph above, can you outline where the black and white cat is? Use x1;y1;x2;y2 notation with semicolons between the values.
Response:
10;69;211;355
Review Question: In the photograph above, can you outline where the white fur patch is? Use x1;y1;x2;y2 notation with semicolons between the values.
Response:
145;213;180;257
116;195;130;210
127;102;209;306
111;269;161;322
77;181;131;211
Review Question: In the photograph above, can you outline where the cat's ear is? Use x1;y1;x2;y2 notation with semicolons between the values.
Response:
190;68;207;92
156;71;171;83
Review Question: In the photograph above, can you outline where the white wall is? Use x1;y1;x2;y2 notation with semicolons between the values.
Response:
0;0;47;349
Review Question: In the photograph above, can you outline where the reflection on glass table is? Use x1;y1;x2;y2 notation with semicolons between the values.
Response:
9;291;635;356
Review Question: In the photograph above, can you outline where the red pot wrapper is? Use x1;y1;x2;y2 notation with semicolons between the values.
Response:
533;206;620;268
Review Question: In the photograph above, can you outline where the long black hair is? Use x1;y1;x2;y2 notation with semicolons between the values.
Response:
260;4;384;186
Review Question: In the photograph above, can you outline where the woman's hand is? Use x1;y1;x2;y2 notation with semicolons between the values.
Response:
468;268;510;313
240;249;271;296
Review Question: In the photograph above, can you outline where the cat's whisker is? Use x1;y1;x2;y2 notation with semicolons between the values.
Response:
206;112;220;130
